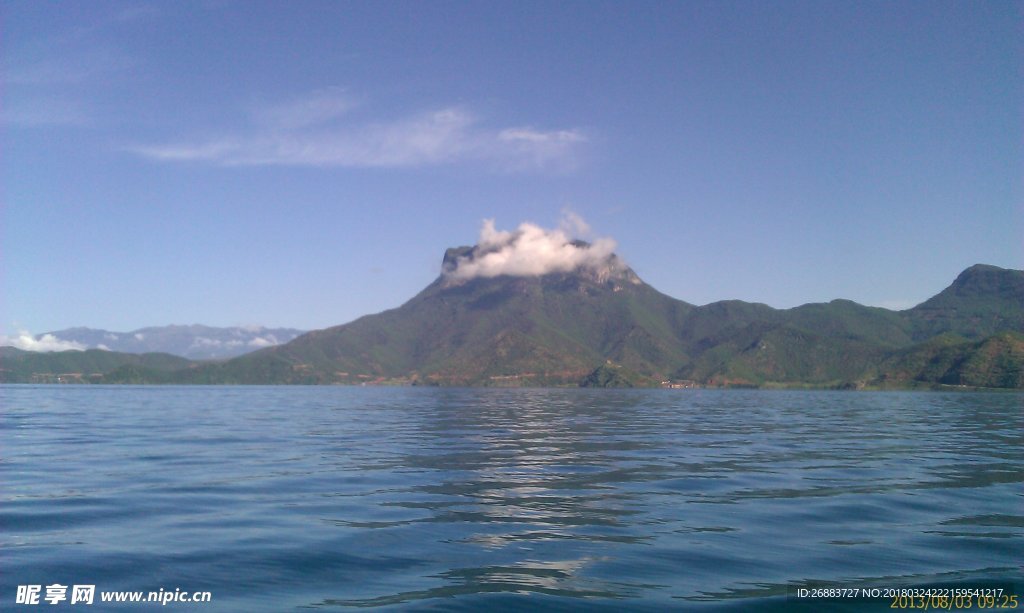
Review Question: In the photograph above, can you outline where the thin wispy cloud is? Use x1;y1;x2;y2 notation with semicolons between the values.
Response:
129;90;588;171
249;87;358;130
498;128;588;171
188;335;282;349
3;42;137;128
4;48;136;86
0;99;91;127
109;4;162;25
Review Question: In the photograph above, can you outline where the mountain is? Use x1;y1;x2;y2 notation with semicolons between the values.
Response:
183;249;694;385
3;252;1021;388
23;325;305;359
172;254;1022;388
672;322;890;387
904;264;1024;341
876;332;1024;389
655;265;1023;388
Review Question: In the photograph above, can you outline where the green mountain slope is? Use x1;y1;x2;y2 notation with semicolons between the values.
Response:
181;257;695;386
674;322;888;387
0;347;191;383
876;332;1024;389
906;264;1024;341
786;300;913;347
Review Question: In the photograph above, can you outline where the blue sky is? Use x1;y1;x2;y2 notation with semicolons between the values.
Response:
3;1;1021;336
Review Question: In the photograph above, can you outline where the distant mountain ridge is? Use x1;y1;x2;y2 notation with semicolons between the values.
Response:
2;261;1021;388
17;325;305;359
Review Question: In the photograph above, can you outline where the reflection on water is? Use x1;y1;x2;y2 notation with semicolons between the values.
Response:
1;387;1021;611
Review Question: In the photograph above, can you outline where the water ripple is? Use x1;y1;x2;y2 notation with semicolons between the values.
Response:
1;386;1020;610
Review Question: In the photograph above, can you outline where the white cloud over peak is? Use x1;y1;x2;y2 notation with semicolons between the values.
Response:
558;209;592;237
129;90;587;171
1;332;86;352
445;215;619;281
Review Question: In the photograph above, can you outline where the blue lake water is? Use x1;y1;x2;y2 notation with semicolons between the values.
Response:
2;386;1021;611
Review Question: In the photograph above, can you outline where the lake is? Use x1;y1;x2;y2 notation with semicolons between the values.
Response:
2;386;1021;611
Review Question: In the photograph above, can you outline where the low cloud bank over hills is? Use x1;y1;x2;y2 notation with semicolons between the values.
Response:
1;325;304;360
